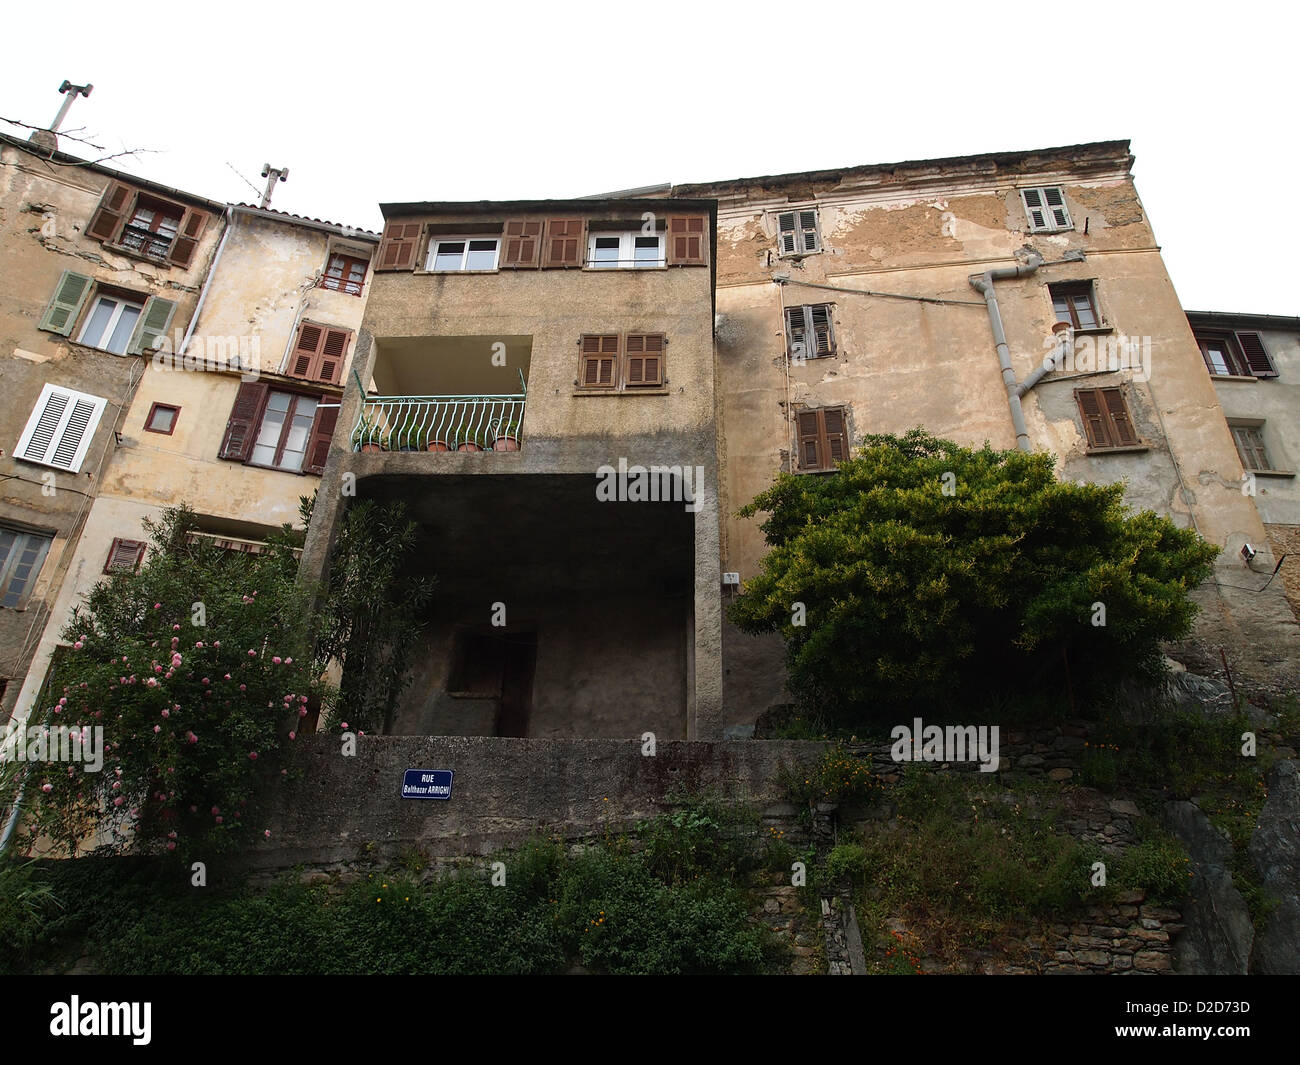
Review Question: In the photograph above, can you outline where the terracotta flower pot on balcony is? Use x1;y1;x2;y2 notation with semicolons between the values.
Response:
359;443;384;453
427;440;451;452
1051;320;1073;335
492;436;520;452
456;441;483;453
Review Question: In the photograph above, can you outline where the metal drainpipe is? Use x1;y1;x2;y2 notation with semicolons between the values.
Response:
969;250;1044;452
179;205;235;358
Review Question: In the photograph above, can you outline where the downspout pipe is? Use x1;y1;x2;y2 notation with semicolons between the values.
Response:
970;250;1043;452
179;205;235;357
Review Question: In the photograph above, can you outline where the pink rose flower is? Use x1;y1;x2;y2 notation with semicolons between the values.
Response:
41;783;52;793
73;641;84;650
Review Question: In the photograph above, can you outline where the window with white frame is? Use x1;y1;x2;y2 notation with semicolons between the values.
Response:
586;231;665;269
0;527;52;609
776;209;820;256
426;237;500;272
14;384;108;474
1021;187;1072;233
77;293;145;355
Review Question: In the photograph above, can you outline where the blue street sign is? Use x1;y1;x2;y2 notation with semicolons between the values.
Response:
401;769;454;800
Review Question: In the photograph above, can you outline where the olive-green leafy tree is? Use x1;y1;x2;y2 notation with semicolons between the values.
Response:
729;429;1218;724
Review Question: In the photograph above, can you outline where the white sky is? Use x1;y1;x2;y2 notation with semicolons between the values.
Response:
2;0;1295;314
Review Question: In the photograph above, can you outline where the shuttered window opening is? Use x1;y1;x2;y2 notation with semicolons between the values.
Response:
1235;332;1278;377
796;406;849;471
376;221;422;271
587;232;666;269
625;334;665;387
1049;281;1100;329
37;272;175;354
14;383;108;474
85;181;209;269
218;382;333;476
428;238;500;272
1021;187;1072;233
0;527;53;609
1230;424;1272;472
104;538;146;574
501;220;544;268
580;335;620;388
785;304;836;358
287;320;351;385
666;215;708;266
544;219;586;268
1075;387;1141;450
320;253;369;295
777;209;820;256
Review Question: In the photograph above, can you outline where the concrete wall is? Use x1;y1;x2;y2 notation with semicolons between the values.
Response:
671;142;1298;706
1205;319;1300;622
0;139;222;721
244;735;825;871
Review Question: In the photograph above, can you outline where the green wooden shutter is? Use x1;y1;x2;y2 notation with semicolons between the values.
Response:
128;297;177;354
38;271;93;336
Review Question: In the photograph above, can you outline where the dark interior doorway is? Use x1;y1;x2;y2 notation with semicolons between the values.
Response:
447;627;536;737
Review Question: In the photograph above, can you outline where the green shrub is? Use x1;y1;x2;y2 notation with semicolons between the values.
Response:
1112;835;1191;906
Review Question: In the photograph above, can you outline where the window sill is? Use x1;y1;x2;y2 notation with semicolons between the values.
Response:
1072;326;1114;336
1208;374;1258;383
795;466;839;475
1085;444;1150;455
789;353;838;362
244;461;317;476
1026;227;1074;235
581;265;668;272
573;388;670;397
316;283;364;297
414;268;500;276
1249;469;1296;479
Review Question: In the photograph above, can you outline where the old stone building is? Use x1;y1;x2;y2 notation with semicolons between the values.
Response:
6;200;378;727
654;140;1298;716
0;131;222;721
299;198;723;739
1189;310;1300;622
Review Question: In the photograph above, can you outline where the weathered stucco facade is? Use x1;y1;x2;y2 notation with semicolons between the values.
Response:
1191;310;1300;623
300;198;724;739
0;133;222;721
7;198;377;725
664;141;1297;713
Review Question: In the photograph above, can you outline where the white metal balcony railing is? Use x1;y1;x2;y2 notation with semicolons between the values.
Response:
352;389;526;453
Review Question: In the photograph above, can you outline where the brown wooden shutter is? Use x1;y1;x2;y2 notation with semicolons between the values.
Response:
810;305;834;355
167;207;209;269
1101;389;1138;446
501;220;543;268
543;219;585;268
625;334;665;387
823;407;847;463
797;411;823;470
289;322;326;379
1236;332;1278;377
104;538;146;574
305;402;339;475
376;221;421;271
1075;389;1110;449
218;382;269;461
86;181;135;243
666;215;707;265
316;327;350;385
580;335;618;388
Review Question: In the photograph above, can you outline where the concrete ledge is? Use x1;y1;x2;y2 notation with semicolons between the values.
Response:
246;735;827;871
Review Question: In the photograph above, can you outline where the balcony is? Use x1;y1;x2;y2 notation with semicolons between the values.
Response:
351;390;526;453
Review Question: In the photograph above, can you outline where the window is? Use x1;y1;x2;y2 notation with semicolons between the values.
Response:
320;253;369;295
785;304;835;358
0;528;52;609
427;238;500;272
218;382;337;476
250;392;320;472
38;270;177;355
14;383;107;473
104;538;146;574
1021;187;1072;232
85;181;209;269
1230;423;1272;472
1049;282;1101;330
1195;330;1278;378
578;333;665;390
77;294;144;355
1075;388;1141;450
795;408;848;471
587;232;665;269
145;403;179;435
375;221;422;271
286;321;350;385
776;209;820;256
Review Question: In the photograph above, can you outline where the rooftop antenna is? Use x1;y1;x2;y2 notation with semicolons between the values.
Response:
29;80;93;150
258;164;289;209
